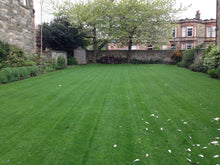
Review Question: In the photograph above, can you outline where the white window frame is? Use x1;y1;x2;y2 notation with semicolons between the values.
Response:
187;43;193;49
162;45;168;50
21;0;27;6
212;26;216;37
182;27;186;37
207;27;211;37
131;45;137;50
187;26;193;37
182;43;186;50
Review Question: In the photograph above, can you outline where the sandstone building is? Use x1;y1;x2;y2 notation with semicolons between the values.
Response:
108;11;216;50
216;0;220;45
169;11;216;50
0;0;36;54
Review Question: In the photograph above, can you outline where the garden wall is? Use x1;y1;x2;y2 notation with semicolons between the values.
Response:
87;50;174;63
44;50;67;65
82;49;204;64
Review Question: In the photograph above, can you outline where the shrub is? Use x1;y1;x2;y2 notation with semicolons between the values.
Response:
0;41;10;63
181;49;195;68
68;57;78;65
55;56;67;70
207;69;219;78
169;50;182;64
189;62;208;73
0;66;38;84
3;45;26;67
203;45;220;69
217;65;220;78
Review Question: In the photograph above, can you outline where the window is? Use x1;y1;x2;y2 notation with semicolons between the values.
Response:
162;45;167;50
148;45;153;50
182;27;186;37
187;43;192;49
187;26;193;37
207;27;211;37
171;44;176;50
21;0;27;6
131;45;137;50
212;26;216;37
182;43;186;50
172;28;177;38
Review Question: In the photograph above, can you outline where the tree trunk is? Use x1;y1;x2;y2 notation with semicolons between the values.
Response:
127;39;132;64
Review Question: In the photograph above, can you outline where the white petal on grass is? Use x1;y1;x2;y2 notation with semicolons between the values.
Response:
156;116;159;118
187;158;192;163
177;129;182;132
146;153;149;157
202;147;208;149
217;129;220;131
167;119;171;122
58;84;62;87
216;137;220;140
145;122;149;124
160;128;163;131
168;150;171;153
150;114;155;117
196;144;200;147
213;155;219;158
187;148;191;152
214;117;220;121
210;141;219;145
113;144;117;148
145;128;148;131
198;154;204;158
183;122;187;125
189;136;192;139
133;159;140;162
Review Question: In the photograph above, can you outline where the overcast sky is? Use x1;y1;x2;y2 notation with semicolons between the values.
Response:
34;0;217;25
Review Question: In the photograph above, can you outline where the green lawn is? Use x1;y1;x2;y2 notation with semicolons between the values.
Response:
0;64;219;165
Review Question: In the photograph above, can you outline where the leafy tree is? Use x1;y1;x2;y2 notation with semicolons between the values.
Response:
113;0;184;63
53;0;185;63
38;17;88;55
53;0;115;63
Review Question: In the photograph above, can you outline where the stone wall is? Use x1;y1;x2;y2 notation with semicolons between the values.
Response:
44;50;67;65
87;50;204;64
87;50;175;63
0;0;36;54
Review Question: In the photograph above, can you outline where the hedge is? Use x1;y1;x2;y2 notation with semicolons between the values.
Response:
0;66;38;84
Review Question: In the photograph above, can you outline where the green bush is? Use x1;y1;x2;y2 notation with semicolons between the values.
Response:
0;66;38;84
217;65;220;78
189;62;208;73
68;57;78;65
181;49;195;68
3;45;26;67
207;69;219;78
55;56;67;70
0;41;10;63
203;45;220;69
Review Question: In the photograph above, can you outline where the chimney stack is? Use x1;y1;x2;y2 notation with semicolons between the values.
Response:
195;10;200;20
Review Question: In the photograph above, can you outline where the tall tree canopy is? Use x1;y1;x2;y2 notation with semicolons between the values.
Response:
38;17;88;55
54;0;115;62
53;0;185;63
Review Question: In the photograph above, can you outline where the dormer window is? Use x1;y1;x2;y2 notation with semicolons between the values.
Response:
21;0;27;6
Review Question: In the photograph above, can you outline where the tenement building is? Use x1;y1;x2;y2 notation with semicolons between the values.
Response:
108;11;216;50
216;0;220;45
168;11;216;50
0;0;36;54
